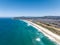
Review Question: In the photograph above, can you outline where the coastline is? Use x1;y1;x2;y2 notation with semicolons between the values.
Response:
23;20;60;45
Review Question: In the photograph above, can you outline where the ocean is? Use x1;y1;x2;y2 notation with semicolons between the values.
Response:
0;18;57;45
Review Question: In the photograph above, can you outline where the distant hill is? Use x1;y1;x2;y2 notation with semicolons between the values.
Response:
14;16;60;20
43;16;60;19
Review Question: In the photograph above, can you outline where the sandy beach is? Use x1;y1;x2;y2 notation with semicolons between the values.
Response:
23;20;60;45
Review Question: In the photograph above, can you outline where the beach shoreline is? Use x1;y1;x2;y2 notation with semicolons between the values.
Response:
23;20;60;45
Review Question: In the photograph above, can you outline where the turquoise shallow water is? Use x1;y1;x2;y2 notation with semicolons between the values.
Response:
0;18;57;45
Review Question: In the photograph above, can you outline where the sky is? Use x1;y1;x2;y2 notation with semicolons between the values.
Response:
0;0;60;17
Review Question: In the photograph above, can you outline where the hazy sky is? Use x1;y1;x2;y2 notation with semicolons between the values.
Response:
0;0;60;17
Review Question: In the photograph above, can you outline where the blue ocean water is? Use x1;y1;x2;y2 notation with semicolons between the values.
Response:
0;18;57;45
